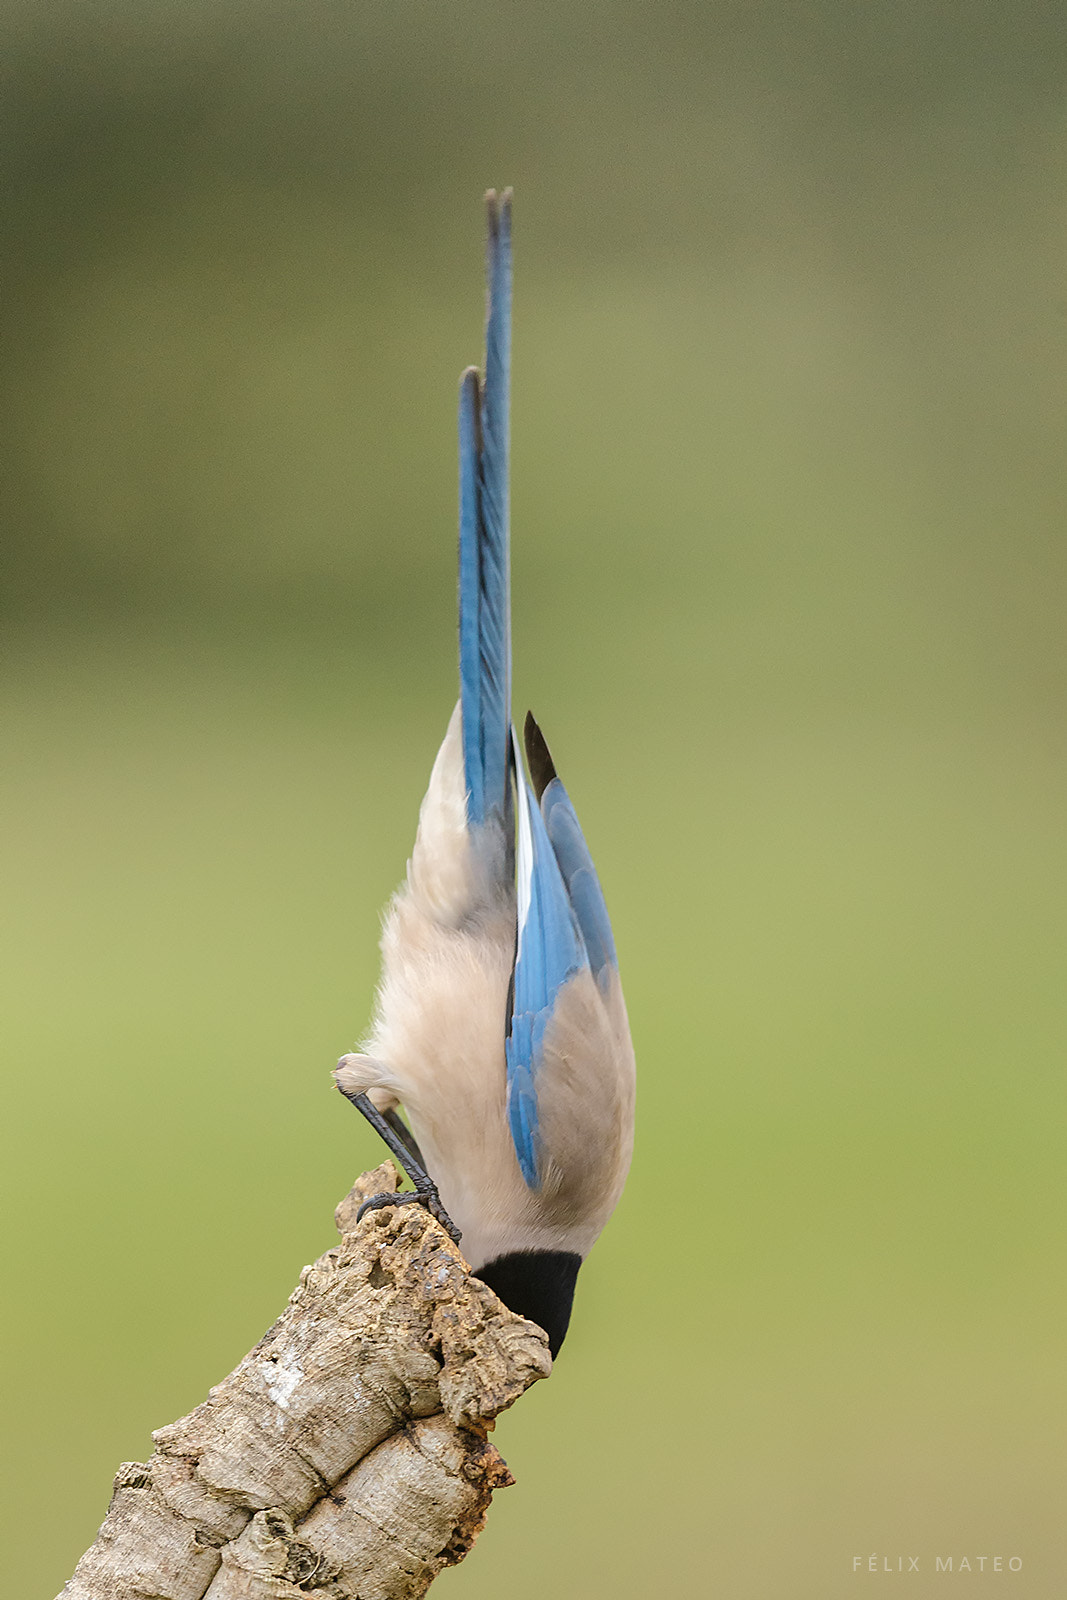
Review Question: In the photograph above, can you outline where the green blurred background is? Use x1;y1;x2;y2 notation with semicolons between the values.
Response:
3;2;1065;1594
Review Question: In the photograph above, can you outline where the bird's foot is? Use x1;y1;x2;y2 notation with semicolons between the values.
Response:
357;1184;462;1246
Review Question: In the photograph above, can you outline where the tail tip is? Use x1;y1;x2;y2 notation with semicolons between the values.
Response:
485;187;513;235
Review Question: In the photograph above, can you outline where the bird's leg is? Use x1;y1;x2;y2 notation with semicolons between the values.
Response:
382;1106;425;1167
336;1085;461;1245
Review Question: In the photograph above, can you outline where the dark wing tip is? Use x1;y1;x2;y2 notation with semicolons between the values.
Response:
524;710;558;801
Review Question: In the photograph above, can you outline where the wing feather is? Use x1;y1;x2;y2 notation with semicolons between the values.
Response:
525;712;618;981
506;733;589;1186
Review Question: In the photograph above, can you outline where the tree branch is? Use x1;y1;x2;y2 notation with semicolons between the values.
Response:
58;1163;552;1600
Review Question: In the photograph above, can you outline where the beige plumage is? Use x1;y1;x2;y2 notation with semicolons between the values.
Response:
335;704;635;1273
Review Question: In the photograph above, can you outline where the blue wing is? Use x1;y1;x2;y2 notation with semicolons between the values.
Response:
524;711;617;984
506;731;590;1186
458;190;511;831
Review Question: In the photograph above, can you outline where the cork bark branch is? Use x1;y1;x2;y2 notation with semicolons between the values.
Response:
59;1163;552;1600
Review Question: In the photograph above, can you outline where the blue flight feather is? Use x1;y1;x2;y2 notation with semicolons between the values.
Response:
541;778;618;983
507;754;589;1185
457;191;512;829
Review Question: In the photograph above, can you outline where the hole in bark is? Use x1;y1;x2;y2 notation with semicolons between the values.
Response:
368;1260;394;1288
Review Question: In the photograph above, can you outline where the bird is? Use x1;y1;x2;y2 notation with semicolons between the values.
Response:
334;190;635;1357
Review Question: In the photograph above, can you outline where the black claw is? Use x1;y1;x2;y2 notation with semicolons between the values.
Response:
355;1190;405;1221
356;1187;462;1246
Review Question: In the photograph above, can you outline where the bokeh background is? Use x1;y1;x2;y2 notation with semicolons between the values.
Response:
4;3;1066;1595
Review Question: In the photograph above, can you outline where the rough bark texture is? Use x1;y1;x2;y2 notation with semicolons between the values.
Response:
59;1163;552;1600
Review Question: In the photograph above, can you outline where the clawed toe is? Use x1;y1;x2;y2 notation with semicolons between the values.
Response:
355;1190;404;1220
356;1187;462;1245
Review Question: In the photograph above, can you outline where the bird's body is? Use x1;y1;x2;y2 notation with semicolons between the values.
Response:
336;193;634;1354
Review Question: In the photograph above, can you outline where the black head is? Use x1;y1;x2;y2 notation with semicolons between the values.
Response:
475;1250;581;1357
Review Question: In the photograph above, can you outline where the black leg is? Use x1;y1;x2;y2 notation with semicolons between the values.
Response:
336;1086;461;1245
383;1107;425;1167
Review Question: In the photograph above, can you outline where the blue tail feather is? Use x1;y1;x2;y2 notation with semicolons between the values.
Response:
458;366;483;813
458;190;512;831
